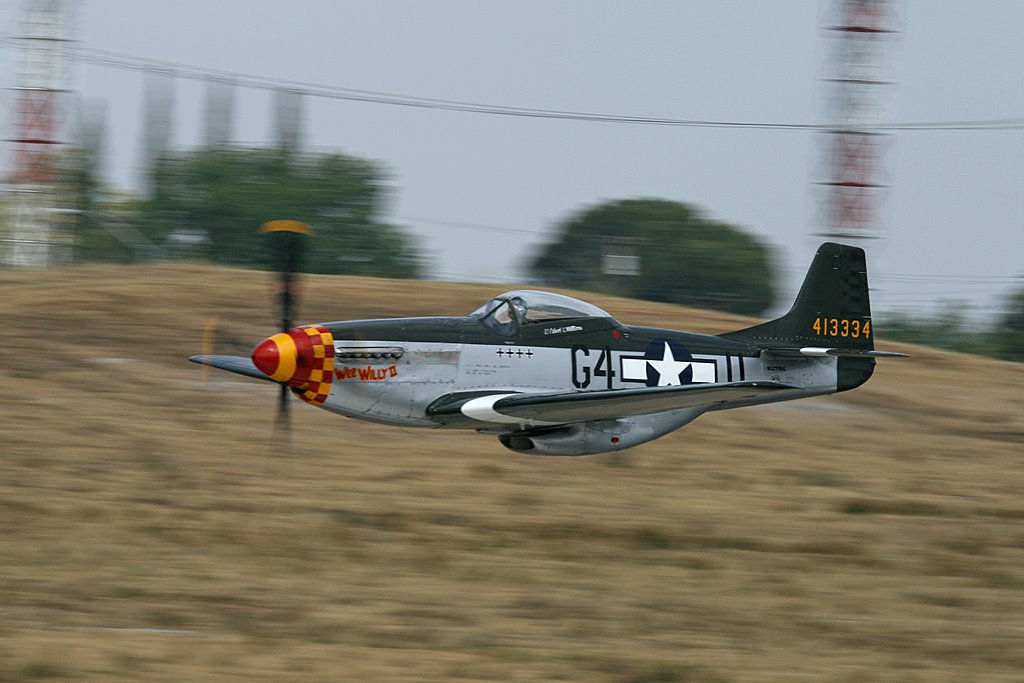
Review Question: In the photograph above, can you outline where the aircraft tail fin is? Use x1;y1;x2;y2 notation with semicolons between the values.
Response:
722;242;873;349
721;242;905;388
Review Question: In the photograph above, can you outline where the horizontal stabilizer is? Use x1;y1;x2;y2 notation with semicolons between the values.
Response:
768;347;910;359
190;355;274;381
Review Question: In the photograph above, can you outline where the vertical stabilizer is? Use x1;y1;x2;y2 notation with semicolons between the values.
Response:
722;242;873;351
722;243;886;391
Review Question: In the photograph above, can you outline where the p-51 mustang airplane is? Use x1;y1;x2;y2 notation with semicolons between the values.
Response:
192;239;906;455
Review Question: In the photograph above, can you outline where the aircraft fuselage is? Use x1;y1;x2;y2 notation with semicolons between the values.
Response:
320;315;840;429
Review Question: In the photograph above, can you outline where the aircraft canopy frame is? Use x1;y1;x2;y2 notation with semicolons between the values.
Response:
470;290;613;332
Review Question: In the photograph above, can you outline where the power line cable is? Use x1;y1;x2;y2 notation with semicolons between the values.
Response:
401;215;540;237
34;42;1024;133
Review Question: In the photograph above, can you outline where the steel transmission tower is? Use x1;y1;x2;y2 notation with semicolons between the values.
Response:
272;88;304;156
2;0;77;267
203;77;235;149
816;0;899;245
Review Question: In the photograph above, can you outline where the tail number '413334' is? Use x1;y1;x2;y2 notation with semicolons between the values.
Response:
812;317;871;339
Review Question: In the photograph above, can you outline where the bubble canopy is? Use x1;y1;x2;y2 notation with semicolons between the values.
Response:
469;290;612;325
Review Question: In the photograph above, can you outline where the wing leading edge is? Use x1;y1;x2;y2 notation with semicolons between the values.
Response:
428;380;797;426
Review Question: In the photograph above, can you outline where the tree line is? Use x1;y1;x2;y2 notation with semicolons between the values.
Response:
55;145;1024;359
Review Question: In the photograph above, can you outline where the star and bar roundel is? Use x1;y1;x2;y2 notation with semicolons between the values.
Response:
620;339;717;387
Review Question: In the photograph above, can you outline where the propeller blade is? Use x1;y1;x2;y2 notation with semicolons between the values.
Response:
277;382;290;433
260;219;311;330
259;220;313;436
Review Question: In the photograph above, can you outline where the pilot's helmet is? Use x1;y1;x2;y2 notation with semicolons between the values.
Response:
510;296;527;320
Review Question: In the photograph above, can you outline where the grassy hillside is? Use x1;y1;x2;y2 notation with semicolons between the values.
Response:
1;264;1022;682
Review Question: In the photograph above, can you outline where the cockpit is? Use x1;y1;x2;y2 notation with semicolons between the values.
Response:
470;290;612;335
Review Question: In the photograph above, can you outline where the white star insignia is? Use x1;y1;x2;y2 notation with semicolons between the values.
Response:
646;342;692;386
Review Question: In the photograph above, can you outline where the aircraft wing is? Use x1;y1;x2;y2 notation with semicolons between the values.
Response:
189;355;273;381
429;381;796;425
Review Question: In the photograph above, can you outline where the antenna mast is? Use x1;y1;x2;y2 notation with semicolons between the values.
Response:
816;0;899;246
2;0;77;267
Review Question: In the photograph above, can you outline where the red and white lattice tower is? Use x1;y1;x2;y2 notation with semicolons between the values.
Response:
2;0;76;267
816;0;899;244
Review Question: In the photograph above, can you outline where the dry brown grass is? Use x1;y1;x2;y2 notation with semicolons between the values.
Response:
1;263;1023;682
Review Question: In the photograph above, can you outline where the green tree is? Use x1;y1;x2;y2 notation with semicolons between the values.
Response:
881;301;990;355
990;286;1024;361
530;198;775;315
144;148;422;277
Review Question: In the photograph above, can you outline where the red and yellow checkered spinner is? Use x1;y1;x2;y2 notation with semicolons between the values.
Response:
252;325;335;405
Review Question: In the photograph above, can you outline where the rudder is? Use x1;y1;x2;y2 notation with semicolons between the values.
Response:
722;242;874;352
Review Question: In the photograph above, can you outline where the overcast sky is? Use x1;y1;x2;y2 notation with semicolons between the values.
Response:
3;1;1022;320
